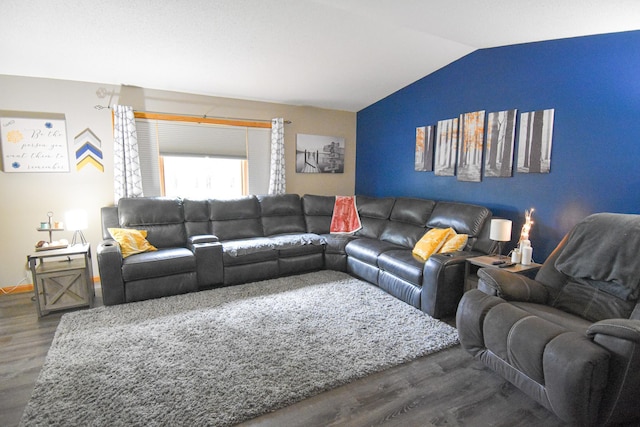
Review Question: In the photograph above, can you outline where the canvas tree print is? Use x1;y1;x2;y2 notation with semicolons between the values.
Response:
485;109;517;178
457;110;485;182
434;118;458;176
415;125;434;171
517;109;554;173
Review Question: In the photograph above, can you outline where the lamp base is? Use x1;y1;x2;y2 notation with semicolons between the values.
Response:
491;241;506;258
71;230;87;246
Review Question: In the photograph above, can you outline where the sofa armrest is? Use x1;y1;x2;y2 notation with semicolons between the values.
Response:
187;236;223;287
422;252;477;318
96;239;125;306
477;268;548;303
188;234;219;245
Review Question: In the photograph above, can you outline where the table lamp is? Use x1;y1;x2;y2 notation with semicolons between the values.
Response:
65;209;88;245
490;218;512;257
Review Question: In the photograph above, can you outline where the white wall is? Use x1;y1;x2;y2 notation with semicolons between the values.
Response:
0;75;356;289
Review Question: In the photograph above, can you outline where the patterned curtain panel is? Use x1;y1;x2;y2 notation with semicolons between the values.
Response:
268;118;286;195
113;105;144;201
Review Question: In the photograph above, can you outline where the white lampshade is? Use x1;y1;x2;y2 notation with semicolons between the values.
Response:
490;218;512;242
65;209;88;231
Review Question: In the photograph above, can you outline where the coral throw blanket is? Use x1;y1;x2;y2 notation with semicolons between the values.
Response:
330;196;362;234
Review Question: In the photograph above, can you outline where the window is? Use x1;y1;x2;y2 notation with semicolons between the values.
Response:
162;156;245;199
134;113;271;198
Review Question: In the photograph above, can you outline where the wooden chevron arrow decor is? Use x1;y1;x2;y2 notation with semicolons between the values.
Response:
74;128;104;172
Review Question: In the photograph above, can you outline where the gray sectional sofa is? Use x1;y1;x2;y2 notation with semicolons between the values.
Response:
98;194;494;318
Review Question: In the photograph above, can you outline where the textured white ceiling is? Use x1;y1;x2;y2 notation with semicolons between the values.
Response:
1;0;639;111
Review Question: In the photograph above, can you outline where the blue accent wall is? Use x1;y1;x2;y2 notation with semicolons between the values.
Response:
356;30;640;261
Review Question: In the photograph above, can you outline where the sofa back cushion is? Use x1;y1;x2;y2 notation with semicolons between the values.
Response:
258;194;306;236
355;196;395;239
183;199;211;236
209;196;263;241
380;198;436;247
302;194;335;234
427;202;491;251
117;197;186;248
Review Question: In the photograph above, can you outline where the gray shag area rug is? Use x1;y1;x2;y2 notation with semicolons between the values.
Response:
21;270;459;426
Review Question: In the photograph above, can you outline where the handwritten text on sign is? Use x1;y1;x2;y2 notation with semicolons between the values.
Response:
1;115;70;173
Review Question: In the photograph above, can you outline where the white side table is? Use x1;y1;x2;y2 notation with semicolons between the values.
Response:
27;243;94;317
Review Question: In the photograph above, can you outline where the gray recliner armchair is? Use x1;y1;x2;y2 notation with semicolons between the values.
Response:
456;213;640;426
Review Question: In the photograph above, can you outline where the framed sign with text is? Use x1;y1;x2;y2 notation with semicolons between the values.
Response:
0;111;70;173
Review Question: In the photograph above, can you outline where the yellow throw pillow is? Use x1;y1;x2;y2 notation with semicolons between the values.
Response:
412;227;454;260
439;233;469;253
108;228;158;258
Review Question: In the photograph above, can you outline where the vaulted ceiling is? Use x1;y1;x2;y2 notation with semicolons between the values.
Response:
2;0;639;111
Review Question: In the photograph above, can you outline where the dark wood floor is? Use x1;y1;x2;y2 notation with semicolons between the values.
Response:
0;288;567;427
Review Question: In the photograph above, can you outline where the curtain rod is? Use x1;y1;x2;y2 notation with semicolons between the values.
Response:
95;105;292;126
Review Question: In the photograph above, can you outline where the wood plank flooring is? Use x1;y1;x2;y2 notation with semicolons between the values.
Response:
0;288;567;427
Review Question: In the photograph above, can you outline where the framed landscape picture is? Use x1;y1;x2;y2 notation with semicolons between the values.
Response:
457;110;485;182
296;134;345;173
434;118;459;176
517;109;554;173
415;125;434;171
484;109;517;178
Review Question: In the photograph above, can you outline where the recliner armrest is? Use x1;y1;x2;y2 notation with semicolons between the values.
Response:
586;318;640;425
477;268;548;303
587;319;640;343
96;239;125;306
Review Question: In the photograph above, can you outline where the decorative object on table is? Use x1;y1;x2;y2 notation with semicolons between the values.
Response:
489;218;512;257
74;128;104;172
434;117;459;176
65;209;88;245
0;111;70;172
415;125;434;171
484;109;517;178
520;239;533;265
457;110;485;182
517;208;535;264
36;211;68;250
295;133;345;173
517;109;554;173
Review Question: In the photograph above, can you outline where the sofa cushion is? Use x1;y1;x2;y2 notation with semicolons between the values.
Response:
118;198;187;248
121;248;195;281
412;228;454;260
345;237;402;265
108;227;157;258
379;198;436;247
210;197;263;240
439;233;469;253
183;199;211;236
378;249;424;286
258;194;307;236
427;202;490;237
268;233;326;256
221;238;279;266
550;278;636;322
511;301;592;334
302;194;335;234
355;196;396;239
